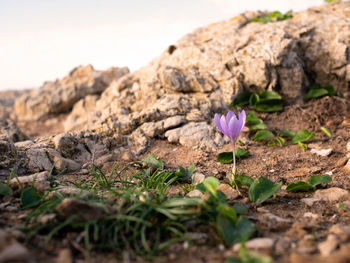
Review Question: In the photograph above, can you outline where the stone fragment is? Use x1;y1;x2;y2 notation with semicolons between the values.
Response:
300;198;320;207
56;248;73;263
346;141;350;152
46;187;92;199
40;214;56;225
310;148;332;157
336;157;348;167
27;148;53;171
260;213;291;223
0;242;30;263
303;212;319;220
217;184;240;201
233;238;275;252
191;172;205;185
56;198;107;221
186;190;203;198
165;122;221;151
14;65;129;121
47;149;81;172
14;140;34;150
314;187;350;202
318;234;339;256
343;159;350;174
329;224;350;242
10;171;50;193
0;118;28;142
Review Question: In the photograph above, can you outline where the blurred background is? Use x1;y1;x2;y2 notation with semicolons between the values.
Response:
0;0;324;90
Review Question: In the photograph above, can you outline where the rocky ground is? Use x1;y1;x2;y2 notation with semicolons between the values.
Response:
1;2;350;263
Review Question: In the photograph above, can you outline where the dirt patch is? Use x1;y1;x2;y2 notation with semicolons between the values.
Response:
1;96;350;262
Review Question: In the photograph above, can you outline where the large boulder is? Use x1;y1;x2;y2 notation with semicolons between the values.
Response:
68;2;349;152
14;65;129;121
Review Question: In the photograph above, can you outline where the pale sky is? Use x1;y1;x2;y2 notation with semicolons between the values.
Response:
0;0;324;90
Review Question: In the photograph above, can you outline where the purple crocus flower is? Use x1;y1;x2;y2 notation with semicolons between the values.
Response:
214;110;246;180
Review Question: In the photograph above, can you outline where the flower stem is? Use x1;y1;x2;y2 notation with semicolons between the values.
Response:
231;140;236;183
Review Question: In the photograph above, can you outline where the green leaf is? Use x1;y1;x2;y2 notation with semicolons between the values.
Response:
291;129;315;144
249;93;260;106
320;127;332;137
246;111;263;125
0;183;13;197
236;245;273;263
297;141;308;151
286;181;313;192
217;148;250;164
250;123;268;131
253;130;275;141
307;174;332;187
279;129;295;138
216;204;238;246
21;187;41;208
231;91;252;108
234;174;254;188
217;204;238;223
258;91;282;100
267;140;276;146
304;88;328;100
276;136;285;146
322;83;336;96
176;164;195;179
233;203;248;214
236;148;250;159
141;155;164;170
230;216;255;244
255;100;283;112
216;152;233;164
202;176;219;197
248;177;282;204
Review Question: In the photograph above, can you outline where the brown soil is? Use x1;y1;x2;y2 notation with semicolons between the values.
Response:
1;95;350;262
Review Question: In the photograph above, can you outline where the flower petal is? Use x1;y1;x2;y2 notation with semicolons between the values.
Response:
214;113;224;133
220;115;229;136
226;111;235;124
238;110;246;128
228;115;238;140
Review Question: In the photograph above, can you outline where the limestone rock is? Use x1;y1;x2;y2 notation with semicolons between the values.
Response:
217;184;240;201
233;238;275;252
0;118;28;142
0;241;30;263
318;234;339;256
56;248;73;263
192;172;205;185
343;159;350;174
186;190;203;198
165;122;224;151
64;94;99;132
14;65;129;121
313;187;350;202
10;171;50;193
68;1;350;156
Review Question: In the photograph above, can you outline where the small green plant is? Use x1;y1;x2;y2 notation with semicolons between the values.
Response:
304;83;339;100
324;0;342;3
231;91;284;113
23;156;257;259
197;177;255;245
216;148;250;164
251;10;293;23
0;183;13;197
227;244;273;263
320;127;332;137
248;177;283;204
286;174;332;192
